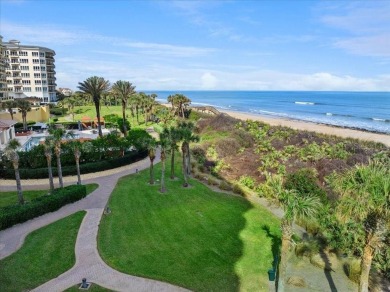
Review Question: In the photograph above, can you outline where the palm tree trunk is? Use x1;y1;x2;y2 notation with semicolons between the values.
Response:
46;155;54;193
170;149;175;179
23;114;27;131
359;243;374;292
56;151;63;188
149;159;154;185
160;151;166;193
122;99;127;136
183;152;188;187
185;144;191;175
75;157;81;185
13;161;24;204
94;99;103;137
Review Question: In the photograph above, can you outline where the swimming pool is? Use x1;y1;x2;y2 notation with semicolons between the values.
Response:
21;133;80;152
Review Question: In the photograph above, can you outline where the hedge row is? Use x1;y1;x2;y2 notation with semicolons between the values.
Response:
0;185;86;230
0;149;148;179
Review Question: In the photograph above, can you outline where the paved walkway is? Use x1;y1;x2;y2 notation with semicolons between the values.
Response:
1;150;188;291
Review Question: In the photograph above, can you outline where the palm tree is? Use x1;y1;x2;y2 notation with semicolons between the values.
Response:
50;128;65;188
269;174;320;291
4;139;24;204
167;94;191;118
164;126;181;179
332;161;390;292
15;98;31;130
43;136;55;193
64;95;79;122
146;136;157;185
177;121;199;187
159;130;170;193
1;100;17;120
66;131;83;185
78;76;110;137
111;80;136;136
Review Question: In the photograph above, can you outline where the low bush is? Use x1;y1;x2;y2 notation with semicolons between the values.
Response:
284;168;327;202
0;185;86;230
0;150;147;179
343;258;361;283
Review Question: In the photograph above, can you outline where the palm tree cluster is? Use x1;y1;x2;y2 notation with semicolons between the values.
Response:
1;98;32;130
167;94;191;118
143;122;199;193
266;158;389;292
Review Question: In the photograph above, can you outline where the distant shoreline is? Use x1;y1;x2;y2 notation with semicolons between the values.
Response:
161;103;390;147
219;109;390;147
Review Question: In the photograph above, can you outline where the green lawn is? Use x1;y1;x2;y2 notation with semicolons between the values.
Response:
0;183;99;208
57;105;151;128
0;211;86;292
98;161;281;291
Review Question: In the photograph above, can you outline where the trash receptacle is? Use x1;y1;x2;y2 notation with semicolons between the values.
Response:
268;269;276;281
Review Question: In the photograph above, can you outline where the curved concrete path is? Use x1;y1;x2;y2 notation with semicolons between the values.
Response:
0;150;188;291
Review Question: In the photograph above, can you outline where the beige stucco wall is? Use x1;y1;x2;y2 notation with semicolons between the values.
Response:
0;105;50;123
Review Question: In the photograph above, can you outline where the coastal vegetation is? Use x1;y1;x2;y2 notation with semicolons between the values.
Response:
191;113;390;288
0;211;86;292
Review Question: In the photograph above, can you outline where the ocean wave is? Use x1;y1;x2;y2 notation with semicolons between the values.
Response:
372;118;390;122
295;101;315;105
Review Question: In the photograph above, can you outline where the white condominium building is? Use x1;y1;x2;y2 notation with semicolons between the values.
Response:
2;39;57;103
0;36;9;102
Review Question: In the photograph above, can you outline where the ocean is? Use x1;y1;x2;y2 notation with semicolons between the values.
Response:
146;91;390;134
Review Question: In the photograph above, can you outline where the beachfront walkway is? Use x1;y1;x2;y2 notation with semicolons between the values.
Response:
0;150;188;292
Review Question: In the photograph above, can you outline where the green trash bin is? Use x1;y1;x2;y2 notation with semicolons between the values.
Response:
268;269;276;281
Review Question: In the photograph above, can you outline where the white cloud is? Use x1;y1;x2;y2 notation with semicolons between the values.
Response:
319;2;390;58
201;72;217;89
122;42;216;57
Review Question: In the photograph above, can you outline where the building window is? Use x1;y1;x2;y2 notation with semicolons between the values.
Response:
21;73;30;78
43;87;48;92
21;66;29;70
35;87;42;92
40;59;45;64
34;73;41;78
35;80;41;84
41;73;47;78
42;80;47;85
22;80;31;84
33;59;39;64
20;59;28;63
41;66;46;71
33;66;40;71
39;52;45;57
13;80;21;84
19;51;28;56
32;52;39;57
24;87;31;92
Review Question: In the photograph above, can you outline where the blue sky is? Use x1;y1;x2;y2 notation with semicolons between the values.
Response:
1;0;389;91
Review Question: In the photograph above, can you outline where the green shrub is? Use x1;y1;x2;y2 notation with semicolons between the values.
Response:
50;107;67;116
238;175;256;189
295;240;320;257
0;150;147;179
232;184;245;196
219;181;232;191
284;168;327;201
0;185;86;230
344;258;361;283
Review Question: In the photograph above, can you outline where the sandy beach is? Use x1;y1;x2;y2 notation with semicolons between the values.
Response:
219;109;390;147
162;103;390;146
